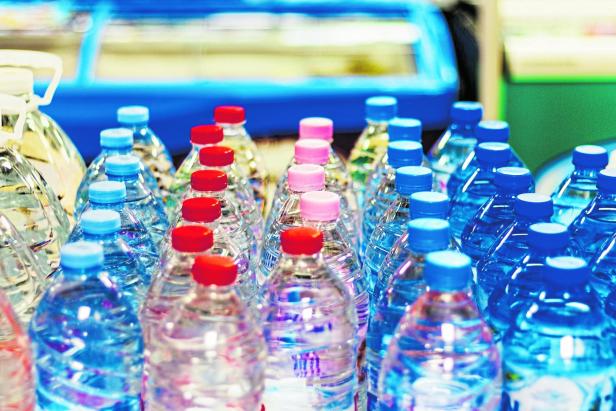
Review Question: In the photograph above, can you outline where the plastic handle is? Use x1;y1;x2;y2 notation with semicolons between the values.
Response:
0;93;27;144
0;49;62;106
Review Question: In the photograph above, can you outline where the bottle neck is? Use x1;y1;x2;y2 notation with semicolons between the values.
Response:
181;218;220;231
61;265;102;278
82;232;119;242
107;174;139;184
102;147;132;156
596;191;616;202
90;201;124;210
122;123;149;137
217;122;245;137
302;218;338;232
189;189;226;200
449;121;476;138
515;214;550;226
572;167;601;180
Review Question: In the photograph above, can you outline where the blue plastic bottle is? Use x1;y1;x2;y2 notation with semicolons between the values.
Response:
553;145;609;226
501;256;614;411
29;241;143;410
366;218;452;410
429;101;483;195
363;166;432;293
378;250;501;410
449;142;512;242
461;166;534;265
475;193;553;310
589;231;616;299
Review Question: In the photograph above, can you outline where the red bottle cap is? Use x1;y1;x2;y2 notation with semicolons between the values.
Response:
181;197;222;223
280;227;324;255
192;255;238;286
171;225;214;253
190;125;224;145
214;105;245;124
190;169;228;192
199;146;234;167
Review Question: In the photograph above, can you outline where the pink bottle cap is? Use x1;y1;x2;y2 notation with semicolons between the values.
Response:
300;191;340;221
299;117;334;142
294;139;330;165
288;164;325;192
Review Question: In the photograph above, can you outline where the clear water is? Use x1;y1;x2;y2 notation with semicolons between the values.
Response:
260;253;357;410
569;192;616;260
360;167;398;257
29;265;143;410
552;168;600;227
166;144;205;213
364;153;430;205
378;289;502;410
589;232;616;299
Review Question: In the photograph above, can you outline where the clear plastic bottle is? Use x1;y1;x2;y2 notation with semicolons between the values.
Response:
260;227;357;410
429;101;483;195
363;166;432;292
501;256;614;411
552;145;609;226
378;250;501;410
74;128;160;215
348;96;398;208
449;142;512;242
367;218;452;410
461;166;534;265
145;255;266;411
167;124;223;212
475;193;553;311
215;105;270;215
104;155;169;248
298;117;347;172
117;105;176;204
30;241;143;410
590;231;616;299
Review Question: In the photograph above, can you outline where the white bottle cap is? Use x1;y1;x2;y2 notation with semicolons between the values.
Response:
0;67;34;96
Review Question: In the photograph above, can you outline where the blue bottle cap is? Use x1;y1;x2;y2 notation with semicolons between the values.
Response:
80;209;121;235
410;191;449;219
395;166;432;195
450;101;483;124
407;218;450;253
117;105;149;124
572;145;608;169
424;250;472;291
89;181;127;204
100;128;133;149
494;167;533;192
544;256;590;287
476;120;509;143
365;96;398;122
387;141;423;168
388;117;422;142
598;169;616;194
514;193;553;218
475;142;511;167
60;241;104;270
105;155;141;177
527;223;568;250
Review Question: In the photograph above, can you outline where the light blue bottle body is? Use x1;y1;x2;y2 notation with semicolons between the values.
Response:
590;232;616;299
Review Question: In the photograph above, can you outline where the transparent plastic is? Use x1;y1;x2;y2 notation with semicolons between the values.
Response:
570;191;616;260
361;167;398;257
553;167;601;226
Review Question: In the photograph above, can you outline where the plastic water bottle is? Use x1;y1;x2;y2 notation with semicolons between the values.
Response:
447;120;525;195
552;145;609;226
367;218;452;410
449;142;512;242
429;101;483;195
0;287;34;410
570;168;616;260
104;155;169;248
259;164;325;281
461;167;534;264
74;128;160;215
200;145;264;242
79;209;149;310
475;193;553;311
589;231;616;299
349;96;398;208
145;255;266;411
260;227;357;410
167;124;223;212
364;166;432;292
501;256;614;411
378;250;501;410
215;105;270;215
117;105;176;202
30;241;143;409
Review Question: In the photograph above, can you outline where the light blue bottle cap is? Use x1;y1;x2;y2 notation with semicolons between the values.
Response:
450;101;483;124
475;142;511;167
407;218;450;253
388;117;422;142
476;120;509;143
105;155;140;177
410;191;449;219
395;166;432;195
100;128;133;149
365;96;397;122
598;169;616;194
387;141;423;168
117;105;149;124
80;209;121;235
60;241;104;270
528;223;568;250
495;167;533;192
572;145;608;169
514;193;553;218
89;181;127;204
544;256;590;287
424;250;472;291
